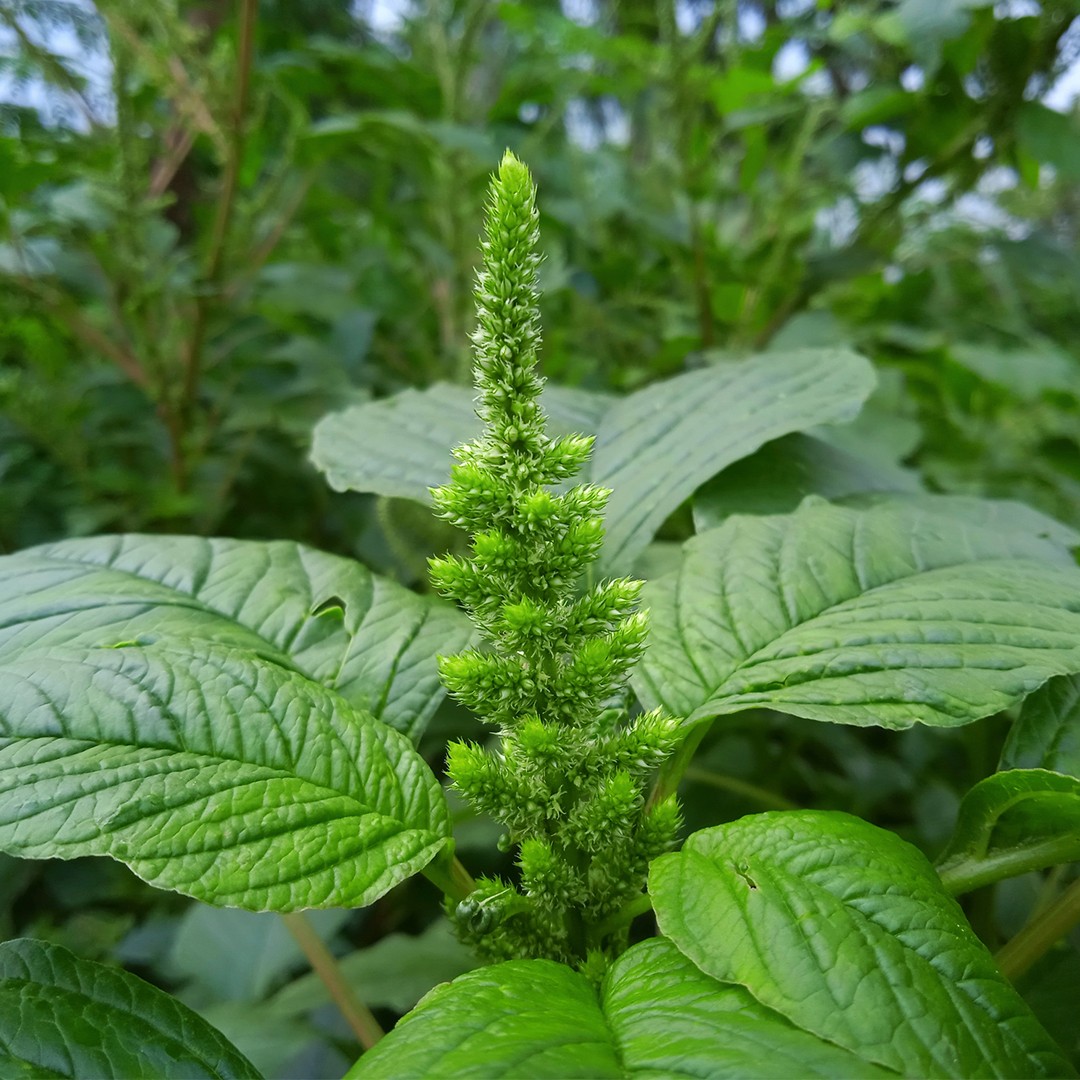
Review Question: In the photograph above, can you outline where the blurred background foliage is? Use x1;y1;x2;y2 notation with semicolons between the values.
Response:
2;1;1080;1075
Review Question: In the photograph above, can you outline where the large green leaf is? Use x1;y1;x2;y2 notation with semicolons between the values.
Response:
636;495;1080;729
310;352;876;576
935;769;1080;894
310;382;613;505
650;811;1072;1078
348;937;889;1078
0;538;453;911
1000;674;1080;778
0;642;450;909
13;534;472;739
594;349;876;574
0;938;260;1079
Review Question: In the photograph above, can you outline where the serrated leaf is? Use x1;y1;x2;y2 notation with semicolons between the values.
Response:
594;349;876;574
935;769;1080;894
0;641;450;910
12;534;471;739
636;495;1080;729
650;811;1072;1078
693;431;920;529
310;382;613;504
347;937;889;1079
1000;674;1080;778
0;938;261;1079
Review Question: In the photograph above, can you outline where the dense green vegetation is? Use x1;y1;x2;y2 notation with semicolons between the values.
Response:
2;2;1080;1077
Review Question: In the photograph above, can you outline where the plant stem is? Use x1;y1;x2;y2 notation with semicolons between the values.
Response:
995;877;1080;983
181;0;258;424
281;913;384;1050
593;892;653;938
683;765;797;811
937;836;1080;896
421;850;477;902
647;721;710;811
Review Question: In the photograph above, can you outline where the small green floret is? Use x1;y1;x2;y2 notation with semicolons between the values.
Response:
431;151;681;964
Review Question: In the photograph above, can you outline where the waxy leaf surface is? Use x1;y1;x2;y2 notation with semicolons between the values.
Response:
593;349;876;573
13;534;471;738
1000;674;1080;778
349;937;888;1078
650;810;1072;1078
936;769;1080;894
0;938;260;1079
637;496;1080;729
0;538;453;910
311;381;613;505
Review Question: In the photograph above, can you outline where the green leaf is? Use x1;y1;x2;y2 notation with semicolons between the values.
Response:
270;920;475;1017
936;769;1080;894
0;641;450;910
601;937;890;1078
347;959;621;1079
650;811;1072;1078
348;937;890;1079
594;349;876;574
693;431;920;529
0;539;453;910
950;341;1079;400
636;495;1080;730
310;382;613;505
0;938;261;1079
1001;674;1080;778
1017;104;1080;181
9;534;472;739
168;906;352;1003
310;352;876;576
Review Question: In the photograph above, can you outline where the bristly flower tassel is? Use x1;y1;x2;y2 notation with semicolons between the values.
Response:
429;151;682;966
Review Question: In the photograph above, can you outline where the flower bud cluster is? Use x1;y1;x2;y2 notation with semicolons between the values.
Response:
431;152;682;965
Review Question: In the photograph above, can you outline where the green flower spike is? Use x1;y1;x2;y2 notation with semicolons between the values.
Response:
429;151;682;966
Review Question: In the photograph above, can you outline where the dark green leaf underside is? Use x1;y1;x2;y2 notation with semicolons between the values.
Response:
1001;674;1080;778
0;938;261;1079
692;431;921;529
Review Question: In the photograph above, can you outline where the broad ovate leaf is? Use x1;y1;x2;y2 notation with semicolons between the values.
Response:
650;810;1072;1078
637;495;1080;729
936;769;1080;894
594;349;876;574
13;534;472;739
0;938;260;1079
1000;674;1080;778
311;382;613;504
348;938;889;1079
0;538;453;911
